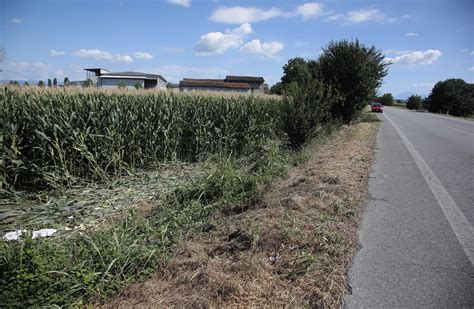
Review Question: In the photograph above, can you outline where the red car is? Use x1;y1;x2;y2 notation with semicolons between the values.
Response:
371;103;384;113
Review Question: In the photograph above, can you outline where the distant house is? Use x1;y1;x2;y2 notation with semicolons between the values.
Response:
84;68;167;89
178;75;265;93
224;76;265;93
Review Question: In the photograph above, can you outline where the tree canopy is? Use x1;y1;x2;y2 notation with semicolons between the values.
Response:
425;79;473;117
271;39;389;122
318;39;389;121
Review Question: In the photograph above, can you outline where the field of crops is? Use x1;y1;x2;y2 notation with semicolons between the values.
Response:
1;87;283;191
0;85;338;306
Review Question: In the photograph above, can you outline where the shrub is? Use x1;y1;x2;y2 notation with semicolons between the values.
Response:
281;81;337;149
406;95;423;110
134;81;143;90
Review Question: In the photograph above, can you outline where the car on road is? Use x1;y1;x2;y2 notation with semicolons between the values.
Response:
371;103;384;113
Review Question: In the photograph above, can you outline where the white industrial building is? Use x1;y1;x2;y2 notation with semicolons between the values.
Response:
84;68;167;89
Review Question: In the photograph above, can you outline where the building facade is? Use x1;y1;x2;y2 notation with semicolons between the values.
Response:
84;68;167;90
178;76;264;93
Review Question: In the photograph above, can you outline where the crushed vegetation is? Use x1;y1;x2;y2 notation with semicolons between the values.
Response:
1;82;376;307
103;119;379;308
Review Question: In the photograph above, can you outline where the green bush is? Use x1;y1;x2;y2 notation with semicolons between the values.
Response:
406;95;423;110
281;81;337;149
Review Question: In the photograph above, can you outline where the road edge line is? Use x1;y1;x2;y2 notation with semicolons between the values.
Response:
384;112;474;265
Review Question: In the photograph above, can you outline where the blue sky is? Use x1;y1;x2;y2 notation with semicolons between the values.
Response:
1;0;473;97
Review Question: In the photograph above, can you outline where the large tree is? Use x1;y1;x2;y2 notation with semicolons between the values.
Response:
318;39;389;122
281;57;312;86
425;79;473;117
379;93;394;106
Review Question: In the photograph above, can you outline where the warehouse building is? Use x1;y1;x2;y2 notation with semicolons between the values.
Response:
179;75;265;93
84;68;167;89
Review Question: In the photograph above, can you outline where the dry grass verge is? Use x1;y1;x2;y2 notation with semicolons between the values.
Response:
103;121;379;307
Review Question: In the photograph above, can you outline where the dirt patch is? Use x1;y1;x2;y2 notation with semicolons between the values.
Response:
102;122;379;308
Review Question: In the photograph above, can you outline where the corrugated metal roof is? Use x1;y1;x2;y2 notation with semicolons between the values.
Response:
100;71;167;82
225;75;264;83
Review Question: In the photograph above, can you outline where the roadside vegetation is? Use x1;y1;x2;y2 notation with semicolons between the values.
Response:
375;79;473;118
1;39;388;306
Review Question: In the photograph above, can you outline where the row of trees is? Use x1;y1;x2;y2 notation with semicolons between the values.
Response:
404;79;473;117
271;39;389;148
365;79;473;117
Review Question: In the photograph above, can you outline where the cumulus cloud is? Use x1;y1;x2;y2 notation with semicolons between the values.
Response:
296;3;324;20
240;39;284;57
346;9;385;23
325;8;407;24
132;52;153;60
4;61;64;80
210;6;282;24
194;23;252;56
72;49;134;63
406;32;418;37
11;18;22;24
167;0;190;7
209;3;325;24
386;50;442;65
49;50;65;56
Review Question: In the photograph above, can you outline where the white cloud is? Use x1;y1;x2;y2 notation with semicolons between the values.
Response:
72;49;134;63
114;54;134;63
209;3;326;23
406;32;418;37
386;50;442;65
240;39;284;57
4;61;65;80
324;14;344;22
411;82;435;88
461;49;474;56
11;18;22;24
49;49;65;56
346;9;385;23
325;8;407;24
148;65;229;82
194;23;252;56
468;66;474;72
210;6;282;24
167;0;190;7
132;52;153;60
296;3;324;20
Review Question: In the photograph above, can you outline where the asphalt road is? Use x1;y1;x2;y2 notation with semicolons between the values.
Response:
344;107;474;308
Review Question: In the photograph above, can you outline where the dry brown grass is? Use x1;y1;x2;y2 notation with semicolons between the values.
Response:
102;122;379;308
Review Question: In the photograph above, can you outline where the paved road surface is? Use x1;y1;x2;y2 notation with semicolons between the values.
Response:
344;107;474;307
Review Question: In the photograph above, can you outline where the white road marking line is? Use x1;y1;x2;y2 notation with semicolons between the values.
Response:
435;122;474;136
384;112;474;265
